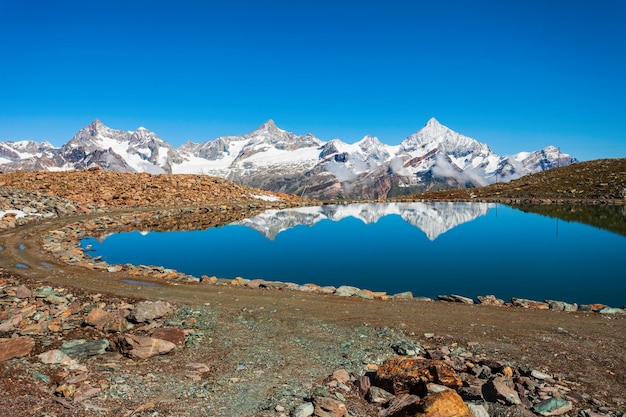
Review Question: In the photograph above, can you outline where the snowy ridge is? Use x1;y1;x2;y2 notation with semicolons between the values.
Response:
0;118;577;199
233;202;493;241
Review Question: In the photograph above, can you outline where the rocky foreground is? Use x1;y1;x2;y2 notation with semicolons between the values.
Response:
0;170;625;416
1;273;625;417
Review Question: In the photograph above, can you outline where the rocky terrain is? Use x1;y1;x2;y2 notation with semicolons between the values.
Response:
403;158;626;204
0;170;624;416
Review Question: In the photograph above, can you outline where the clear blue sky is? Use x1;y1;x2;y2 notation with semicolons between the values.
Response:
1;0;624;160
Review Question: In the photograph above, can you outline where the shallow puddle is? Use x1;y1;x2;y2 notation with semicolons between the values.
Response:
15;263;29;269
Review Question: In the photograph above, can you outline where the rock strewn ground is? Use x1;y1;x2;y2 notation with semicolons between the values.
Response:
399;158;626;204
1;273;625;417
0;169;310;210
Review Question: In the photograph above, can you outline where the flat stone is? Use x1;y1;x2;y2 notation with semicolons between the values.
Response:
511;298;549;310
532;397;573;416
129;301;172;323
376;356;462;396
531;370;553;381
598;307;626;315
545;300;578;312
313;396;347;417
38;349;76;365
116;334;176;359
61;339;109;359
438;294;474;304
151;328;186;346
482;376;521;405
0;336;35;361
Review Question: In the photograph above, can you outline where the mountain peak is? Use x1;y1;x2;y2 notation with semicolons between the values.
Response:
426;117;442;127
258;119;278;132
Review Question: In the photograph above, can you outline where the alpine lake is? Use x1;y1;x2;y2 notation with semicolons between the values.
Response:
81;202;626;307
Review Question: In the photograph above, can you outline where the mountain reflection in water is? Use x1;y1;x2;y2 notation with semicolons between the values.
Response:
82;202;626;306
234;202;494;241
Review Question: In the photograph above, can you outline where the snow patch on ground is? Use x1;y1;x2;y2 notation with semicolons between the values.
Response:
251;194;281;202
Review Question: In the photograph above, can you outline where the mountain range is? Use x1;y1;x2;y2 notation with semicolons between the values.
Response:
0;118;577;199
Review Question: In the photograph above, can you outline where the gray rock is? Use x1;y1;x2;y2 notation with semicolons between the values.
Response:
391;341;424;356
392;291;413;300
545;300;578;312
598;306;626;315
292;402;314;417
438;294;474;304
367;386;395;405
530;369;553;381
129;301;173;323
335;286;360;297
466;403;490;417
61;339;109;359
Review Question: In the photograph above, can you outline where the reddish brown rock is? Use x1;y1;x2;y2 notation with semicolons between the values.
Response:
482;376;521;405
151;328;186;346
115;334;176;359
84;307;111;328
380;394;420;417
477;295;505;306
376;357;462;395
313;396;347;417
0;336;35;361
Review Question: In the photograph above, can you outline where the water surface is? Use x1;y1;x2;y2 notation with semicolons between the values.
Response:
82;202;626;306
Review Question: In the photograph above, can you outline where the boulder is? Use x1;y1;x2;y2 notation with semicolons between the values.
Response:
128;301;172;323
482;376;521;405
416;390;472;417
376;357;462;396
335;286;360;297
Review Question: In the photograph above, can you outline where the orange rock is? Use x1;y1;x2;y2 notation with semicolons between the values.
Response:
416;390;472;417
376;357;462;395
0;336;35;361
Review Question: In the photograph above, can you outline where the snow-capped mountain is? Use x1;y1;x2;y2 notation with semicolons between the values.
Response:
233;202;494;241
0;118;576;199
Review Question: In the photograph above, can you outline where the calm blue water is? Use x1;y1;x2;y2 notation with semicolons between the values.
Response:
81;203;626;306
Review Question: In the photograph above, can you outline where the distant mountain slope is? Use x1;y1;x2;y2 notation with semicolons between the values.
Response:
409;158;626;202
0;118;577;200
